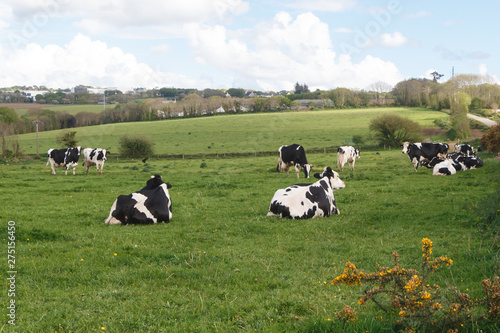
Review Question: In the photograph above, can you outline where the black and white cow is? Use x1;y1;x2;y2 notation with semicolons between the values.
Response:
46;146;82;175
267;166;345;219
276;144;313;178
456;155;483;169
423;154;483;175
83;148;108;175
401;142;449;172
454;144;475;157
422;157;463;176
104;174;172;225
337;146;360;172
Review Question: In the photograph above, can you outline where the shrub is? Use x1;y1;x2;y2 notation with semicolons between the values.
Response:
369;114;422;147
330;238;500;332
480;124;500;154
56;130;78;147
118;134;155;158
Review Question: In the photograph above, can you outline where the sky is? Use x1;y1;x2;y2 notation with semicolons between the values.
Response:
0;0;498;93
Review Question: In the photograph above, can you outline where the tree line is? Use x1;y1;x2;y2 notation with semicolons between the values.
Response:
1;74;499;157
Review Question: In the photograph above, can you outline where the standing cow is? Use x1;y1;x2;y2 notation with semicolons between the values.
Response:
401;142;449;172
83;148;108;175
46;146;82;175
267;166;345;219
276;144;313;178
337;146;360;172
104;174;173;225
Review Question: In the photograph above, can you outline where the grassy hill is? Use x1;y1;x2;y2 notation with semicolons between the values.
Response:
16;107;448;156
11;103;115;116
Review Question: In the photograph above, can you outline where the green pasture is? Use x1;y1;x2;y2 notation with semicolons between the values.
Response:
14;104;114;116
16;107;446;156
0;148;499;331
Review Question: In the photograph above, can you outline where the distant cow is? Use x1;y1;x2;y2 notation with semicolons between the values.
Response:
267;166;345;219
423;158;463;176
337;146;360;172
277;144;313;178
46;146;82;175
105;174;172;225
401;142;449;172
83;148;108;175
454;144;475;157
423;155;483;175
456;155;483;169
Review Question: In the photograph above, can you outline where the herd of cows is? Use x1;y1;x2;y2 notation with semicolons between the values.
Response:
44;141;482;223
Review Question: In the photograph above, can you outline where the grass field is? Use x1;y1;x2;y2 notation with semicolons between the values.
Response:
15;107;447;156
1;107;499;332
11;103;115;116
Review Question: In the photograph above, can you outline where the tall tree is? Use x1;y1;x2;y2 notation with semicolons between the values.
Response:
449;91;471;139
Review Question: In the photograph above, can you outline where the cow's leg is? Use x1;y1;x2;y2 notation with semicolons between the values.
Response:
73;165;76;175
50;161;57;175
295;164;301;178
412;157;419;172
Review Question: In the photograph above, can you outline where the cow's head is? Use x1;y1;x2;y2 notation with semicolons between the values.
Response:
401;142;410;154
98;149;108;161
314;166;345;190
303;164;313;178
355;149;360;158
75;146;82;156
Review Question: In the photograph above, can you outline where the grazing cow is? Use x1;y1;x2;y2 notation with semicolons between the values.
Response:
401;142;449;172
276;144;313;178
267;166;345;219
83;148;108;175
337;146;360;172
104;174;172;225
46;146;82;175
454;144;475;157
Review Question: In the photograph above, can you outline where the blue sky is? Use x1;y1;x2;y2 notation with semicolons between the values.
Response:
0;0;497;92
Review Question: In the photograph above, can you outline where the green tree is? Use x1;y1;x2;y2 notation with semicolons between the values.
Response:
0;106;18;124
369;114;422;147
449;91;471;139
227;88;245;98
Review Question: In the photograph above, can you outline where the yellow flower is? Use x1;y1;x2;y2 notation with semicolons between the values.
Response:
114;253;117;256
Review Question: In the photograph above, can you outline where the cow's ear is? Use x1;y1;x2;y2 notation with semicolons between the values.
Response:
165;183;172;189
313;173;321;179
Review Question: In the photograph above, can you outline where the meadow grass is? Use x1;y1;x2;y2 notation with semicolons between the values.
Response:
14;104;115;116
15;107;446;156
1;147;499;332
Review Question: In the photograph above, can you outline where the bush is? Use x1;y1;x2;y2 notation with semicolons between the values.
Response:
118;134;155;158
480;124;500;154
56;131;78;147
369;114;422;147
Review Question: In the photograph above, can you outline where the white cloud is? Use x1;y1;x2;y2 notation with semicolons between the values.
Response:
479;64;500;84
288;0;357;12
0;33;214;90
190;12;403;90
359;31;414;49
150;44;170;55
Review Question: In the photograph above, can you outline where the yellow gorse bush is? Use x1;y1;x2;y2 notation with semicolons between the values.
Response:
330;238;500;332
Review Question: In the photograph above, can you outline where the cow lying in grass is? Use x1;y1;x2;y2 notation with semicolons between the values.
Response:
267;166;345;219
105;174;172;225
